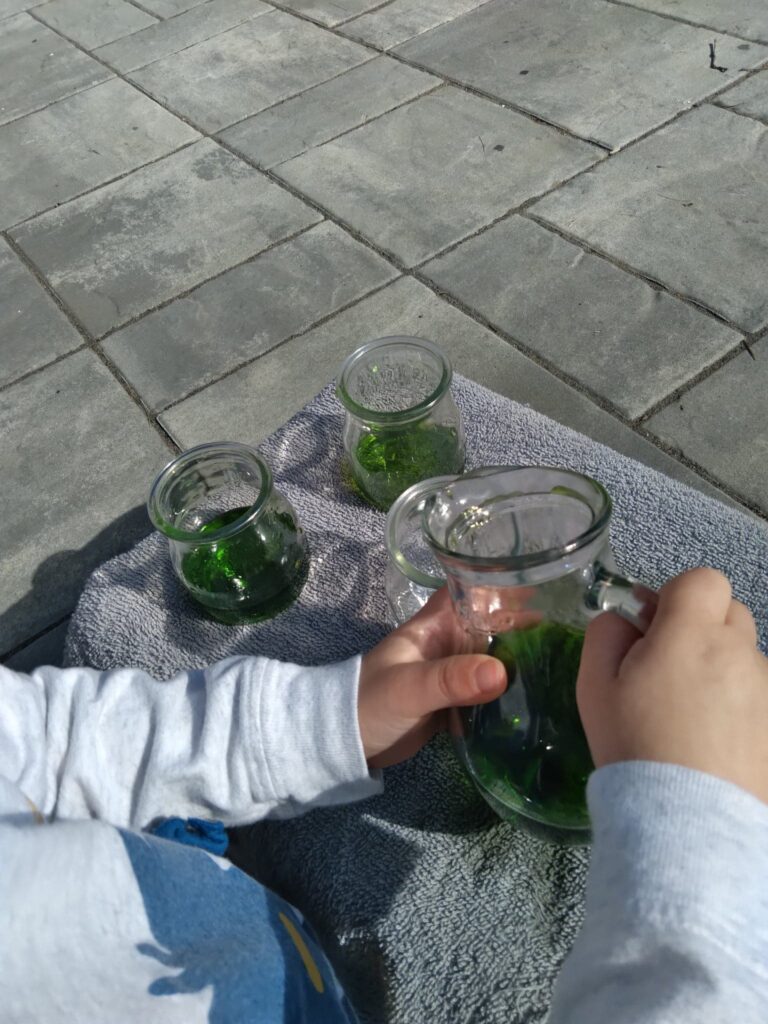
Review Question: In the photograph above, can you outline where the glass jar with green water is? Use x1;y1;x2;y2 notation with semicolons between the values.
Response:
337;337;465;511
148;442;309;625
422;466;655;843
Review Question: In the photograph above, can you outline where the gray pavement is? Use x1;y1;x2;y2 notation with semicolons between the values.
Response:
2;0;767;666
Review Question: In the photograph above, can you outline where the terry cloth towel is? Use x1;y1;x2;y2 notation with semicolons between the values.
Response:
65;376;768;1024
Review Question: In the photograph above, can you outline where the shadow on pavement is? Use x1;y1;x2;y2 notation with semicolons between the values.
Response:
1;504;153;662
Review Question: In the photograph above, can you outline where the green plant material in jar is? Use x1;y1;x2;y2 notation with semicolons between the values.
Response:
465;621;592;831
351;422;463;510
181;506;309;625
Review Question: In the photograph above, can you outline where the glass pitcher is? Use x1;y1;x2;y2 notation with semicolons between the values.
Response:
148;442;309;625
384;475;452;624
384;468;511;624
337;336;465;511
421;466;653;842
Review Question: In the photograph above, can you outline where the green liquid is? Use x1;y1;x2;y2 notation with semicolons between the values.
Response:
181;506;309;625
350;422;463;510
464;622;592;836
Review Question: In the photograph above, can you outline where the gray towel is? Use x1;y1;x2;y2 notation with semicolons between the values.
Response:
65;376;768;1024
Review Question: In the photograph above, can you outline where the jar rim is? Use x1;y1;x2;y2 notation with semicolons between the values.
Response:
422;466;613;572
147;441;273;545
336;336;453;424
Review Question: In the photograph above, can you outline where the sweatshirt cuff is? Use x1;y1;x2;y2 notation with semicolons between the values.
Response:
251;655;383;816
586;761;768;972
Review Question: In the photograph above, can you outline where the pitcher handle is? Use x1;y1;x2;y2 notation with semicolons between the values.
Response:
585;564;657;634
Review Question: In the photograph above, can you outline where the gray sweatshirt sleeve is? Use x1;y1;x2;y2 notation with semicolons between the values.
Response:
0;657;382;831
548;761;768;1023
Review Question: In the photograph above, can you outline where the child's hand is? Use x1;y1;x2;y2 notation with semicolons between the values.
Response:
358;588;506;769
577;567;768;804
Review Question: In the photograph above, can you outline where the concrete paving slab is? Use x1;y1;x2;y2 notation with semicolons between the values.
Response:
274;0;386;28
422;216;741;419
276;86;600;266
11;140;320;338
645;342;768;513
34;0;157;49
340;0;493;51
395;0;767;150
0;351;170;653
619;0;768;44
138;0;208;17
0;238;82;388
0;14;111;127
219;57;438;168
0;79;198;229
4;619;69;668
159;276;736;506
716;71;768;123
1;0;44;17
103;222;399;410
532;104;768;333
94;0;271;74
129;10;371;132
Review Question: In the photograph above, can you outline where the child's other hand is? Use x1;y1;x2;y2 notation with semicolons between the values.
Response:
577;567;768;804
358;588;506;769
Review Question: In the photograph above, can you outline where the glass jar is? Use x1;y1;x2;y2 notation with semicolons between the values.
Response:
148;442;309;625
422;466;654;842
337;336;465;511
